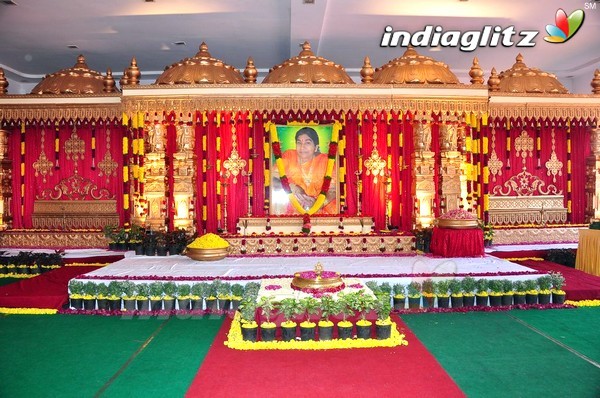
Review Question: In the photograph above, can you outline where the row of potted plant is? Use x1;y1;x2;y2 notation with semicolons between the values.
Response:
68;279;246;312
384;273;566;309
103;225;192;256
0;251;64;275
238;290;393;342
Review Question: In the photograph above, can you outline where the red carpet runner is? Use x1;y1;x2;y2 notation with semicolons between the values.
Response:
186;315;465;398
0;265;102;309
490;250;600;300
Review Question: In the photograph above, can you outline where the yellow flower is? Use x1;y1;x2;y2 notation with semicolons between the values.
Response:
187;233;230;249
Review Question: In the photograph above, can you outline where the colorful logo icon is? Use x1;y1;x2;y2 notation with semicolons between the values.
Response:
544;8;585;43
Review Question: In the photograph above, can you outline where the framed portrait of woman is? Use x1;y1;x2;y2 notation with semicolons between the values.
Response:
270;124;339;215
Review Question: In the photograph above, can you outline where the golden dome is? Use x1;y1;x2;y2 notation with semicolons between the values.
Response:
31;55;109;95
154;42;244;85
373;47;459;84
262;41;354;84
494;54;569;94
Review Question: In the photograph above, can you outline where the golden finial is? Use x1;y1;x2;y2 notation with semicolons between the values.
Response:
0;68;8;94
103;68;116;93
314;262;323;278
243;57;257;83
488;67;500;92
469;57;484;85
119;67;129;87
591;69;600;95
127;57;141;85
361;56;374;84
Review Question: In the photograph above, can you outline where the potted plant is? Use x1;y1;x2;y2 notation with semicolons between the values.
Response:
114;227;128;251
475;278;489;306
82;281;97;311
392;283;406;310
378;282;392;301
461;276;476;307
135;283;151;311
191;282;209;311
155;231;168;256
121;281;137;311
482;223;494;247
355;293;375;339
95;283;110;311
217;282;232;312
407;281;422;309
142;232;157;256
421;278;435;308
103;225;119;250
278;297;301;341
448;278;463;308
163;281;177;311
524;279;539;305
512;280;527;305
148;282;164;311
434;279;451;308
128;224;145;255
239;299;258;342
68;280;85;309
176;284;192;311
106;281;122;311
166;228;189;255
537;275;552;305
500;279;514;306
374;294;393;339
298;297;320;340
487;279;503;307
258;295;277;342
205;280;220;311
230;283;244;311
550;272;566;304
318;295;339;341
336;292;357;340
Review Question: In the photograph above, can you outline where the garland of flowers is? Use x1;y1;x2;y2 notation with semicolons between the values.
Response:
269;122;341;215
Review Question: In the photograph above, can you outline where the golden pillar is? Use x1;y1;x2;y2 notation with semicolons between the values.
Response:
586;126;600;221
141;123;167;230
172;122;195;231
439;120;465;213
412;118;435;227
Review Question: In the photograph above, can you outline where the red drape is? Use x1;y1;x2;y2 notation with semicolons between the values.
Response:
10;118;124;229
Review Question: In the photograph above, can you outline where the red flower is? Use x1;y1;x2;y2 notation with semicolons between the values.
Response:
321;177;332;194
272;141;282;157
328;142;338;158
281;176;291;193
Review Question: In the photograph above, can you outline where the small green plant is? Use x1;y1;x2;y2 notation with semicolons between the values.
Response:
121;281;137;298
393;283;406;298
461;276;476;295
448;279;462;296
374;295;392;321
163;282;177;298
365;280;379;294
278;297;301;324
421;279;434;295
337;292;359;322
319;296;340;321
96;283;109;299
407;281;422;298
176;284;191;298
475;279;489;295
434;279;451;297
136;283;151;299
216;282;231;299
488;279;503;295
258;295;277;323
298;297;320;323
69;280;85;296
501;279;513;294
549;272;566;292
207;280;221;299
230;283;244;299
357;294;376;320
512;280;526;293
239;300;257;324
537;275;553;293
107;281;121;299
83;281;98;298
378;282;392;297
149;282;164;299
191;282;209;299
523;279;539;293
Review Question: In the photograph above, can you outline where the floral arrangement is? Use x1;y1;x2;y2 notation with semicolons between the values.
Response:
187;233;230;249
302;213;311;234
438;209;477;220
270;122;341;215
297;270;340;279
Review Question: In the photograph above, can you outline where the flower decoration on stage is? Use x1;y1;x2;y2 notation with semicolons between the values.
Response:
265;284;282;291
438;209;478;220
302;213;311;234
270;121;341;215
187;233;230;249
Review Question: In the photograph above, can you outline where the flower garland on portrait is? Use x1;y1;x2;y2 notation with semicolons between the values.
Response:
269;122;341;215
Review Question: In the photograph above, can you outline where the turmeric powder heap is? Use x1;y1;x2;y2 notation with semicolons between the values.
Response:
187;233;230;249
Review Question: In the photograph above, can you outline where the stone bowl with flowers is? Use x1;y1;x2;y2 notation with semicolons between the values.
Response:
436;209;480;229
185;233;230;261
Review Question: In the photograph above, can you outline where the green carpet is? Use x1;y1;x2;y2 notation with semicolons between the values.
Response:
402;308;600;398
0;314;223;398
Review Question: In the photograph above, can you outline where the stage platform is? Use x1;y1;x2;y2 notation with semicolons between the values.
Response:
72;253;544;286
